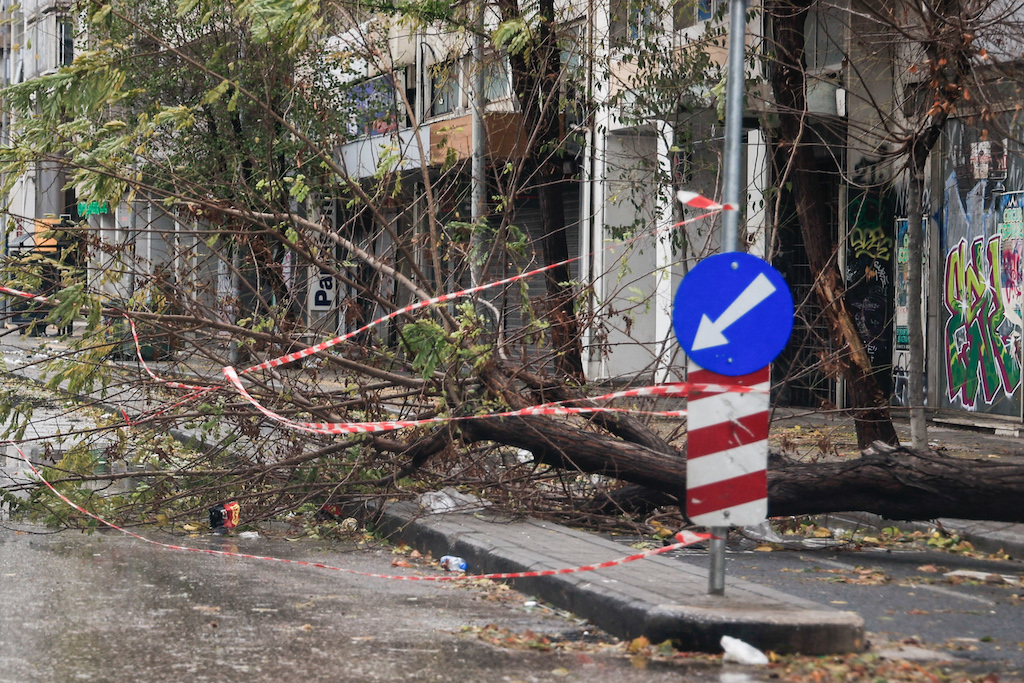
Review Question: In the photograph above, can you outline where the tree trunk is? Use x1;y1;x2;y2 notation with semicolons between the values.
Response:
466;416;1024;523
766;441;1024;522
906;158;929;449
768;0;898;448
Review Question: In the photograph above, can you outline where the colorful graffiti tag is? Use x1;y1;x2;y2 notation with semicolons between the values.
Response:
943;235;1022;408
847;187;894;389
998;200;1024;328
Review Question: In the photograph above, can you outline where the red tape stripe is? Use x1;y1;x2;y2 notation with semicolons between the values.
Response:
686;412;769;458
13;442;709;582
686;470;767;517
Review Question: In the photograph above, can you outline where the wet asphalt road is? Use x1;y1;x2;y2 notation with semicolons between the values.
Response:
0;524;735;683
671;541;1024;670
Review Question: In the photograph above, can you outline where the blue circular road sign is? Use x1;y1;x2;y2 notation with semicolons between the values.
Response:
673;251;794;376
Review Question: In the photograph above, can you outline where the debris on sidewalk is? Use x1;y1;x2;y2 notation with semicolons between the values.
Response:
720;635;769;665
418;487;491;514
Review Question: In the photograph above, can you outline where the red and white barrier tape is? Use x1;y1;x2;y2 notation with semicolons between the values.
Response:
4;191;729;382
125;316;211;392
121;204;733;401
677;190;734;212
1;191;741;432
0;284;50;304
222;365;681;434
13;442;710;581
124;311;762;435
238;203;725;375
131;313;763;435
222;367;766;436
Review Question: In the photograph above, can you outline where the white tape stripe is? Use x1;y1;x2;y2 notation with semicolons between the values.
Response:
686;391;769;431
690;498;768;527
687;441;768;487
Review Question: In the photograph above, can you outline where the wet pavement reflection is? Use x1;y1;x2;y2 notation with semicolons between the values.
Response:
0;525;739;682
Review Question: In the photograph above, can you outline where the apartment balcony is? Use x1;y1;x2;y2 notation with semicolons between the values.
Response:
337;111;529;180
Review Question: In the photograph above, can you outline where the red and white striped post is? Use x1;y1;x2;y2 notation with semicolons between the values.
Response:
687;362;770;594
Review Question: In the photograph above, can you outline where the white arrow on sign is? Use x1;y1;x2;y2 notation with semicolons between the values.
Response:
691;272;777;351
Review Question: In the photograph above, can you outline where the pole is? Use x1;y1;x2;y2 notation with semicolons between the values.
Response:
470;0;487;290
708;527;728;595
707;0;749;596
721;0;748;253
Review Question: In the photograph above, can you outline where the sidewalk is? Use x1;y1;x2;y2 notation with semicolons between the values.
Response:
375;501;865;655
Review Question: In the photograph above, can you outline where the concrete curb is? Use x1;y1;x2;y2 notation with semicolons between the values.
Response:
375;501;865;655
821;512;1024;559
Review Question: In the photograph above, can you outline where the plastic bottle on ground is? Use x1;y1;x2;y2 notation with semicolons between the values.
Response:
439;555;468;572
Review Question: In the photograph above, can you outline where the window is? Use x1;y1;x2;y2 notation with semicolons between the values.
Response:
430;60;459;117
482;57;509;103
671;0;717;30
611;0;657;44
347;73;400;137
11;10;23;51
697;0;716;22
804;4;844;71
672;0;695;30
57;17;74;67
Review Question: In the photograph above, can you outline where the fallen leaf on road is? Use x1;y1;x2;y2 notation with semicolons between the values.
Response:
945;570;1020;585
847;567;890;584
628;636;650;653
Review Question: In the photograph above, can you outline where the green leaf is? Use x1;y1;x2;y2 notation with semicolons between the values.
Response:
90;4;112;25
400;320;451;378
201;79;232;105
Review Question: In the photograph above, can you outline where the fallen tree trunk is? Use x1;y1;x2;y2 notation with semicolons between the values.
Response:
465;417;1024;523
766;440;1024;521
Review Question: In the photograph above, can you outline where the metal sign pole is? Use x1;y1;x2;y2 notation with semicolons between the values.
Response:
721;0;749;253
708;528;728;594
709;0;750;595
